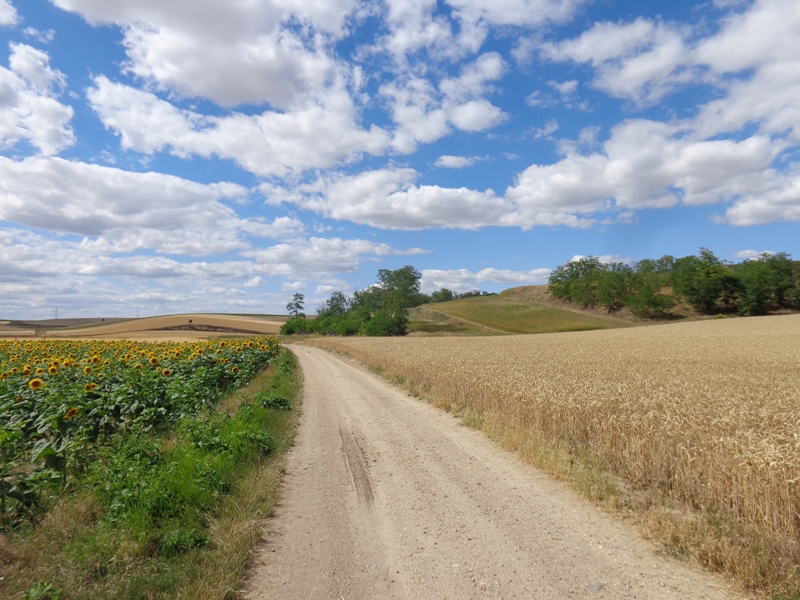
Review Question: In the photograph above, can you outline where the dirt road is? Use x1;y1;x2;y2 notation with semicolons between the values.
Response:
243;346;744;599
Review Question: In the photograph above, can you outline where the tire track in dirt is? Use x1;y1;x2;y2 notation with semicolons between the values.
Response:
341;427;376;513
242;345;748;600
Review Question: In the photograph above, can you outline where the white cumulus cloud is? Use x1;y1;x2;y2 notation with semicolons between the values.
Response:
0;156;308;257
434;155;477;168
542;18;692;104
0;0;17;26
242;237;426;276
0;43;74;155
421;267;551;292
52;0;355;108
267;167;509;230
447;0;587;27
88;77;391;177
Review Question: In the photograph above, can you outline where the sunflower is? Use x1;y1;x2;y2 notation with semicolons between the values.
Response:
48;366;58;374
161;368;172;377
64;407;79;420
28;378;44;390
83;365;92;375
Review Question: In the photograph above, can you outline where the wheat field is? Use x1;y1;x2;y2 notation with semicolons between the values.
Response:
306;315;800;589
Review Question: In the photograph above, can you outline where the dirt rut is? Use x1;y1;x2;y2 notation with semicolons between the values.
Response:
242;345;745;599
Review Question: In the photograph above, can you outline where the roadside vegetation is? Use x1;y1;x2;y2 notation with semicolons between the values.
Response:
0;337;301;599
549;248;800;317
305;316;800;598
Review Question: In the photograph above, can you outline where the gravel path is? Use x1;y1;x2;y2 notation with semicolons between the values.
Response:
242;345;746;600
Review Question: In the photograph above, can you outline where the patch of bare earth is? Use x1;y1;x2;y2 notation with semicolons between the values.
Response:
242;346;746;600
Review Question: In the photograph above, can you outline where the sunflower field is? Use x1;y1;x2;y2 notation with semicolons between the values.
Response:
0;336;280;527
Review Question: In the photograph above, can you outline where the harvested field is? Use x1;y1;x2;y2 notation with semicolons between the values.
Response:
306;315;800;592
0;314;287;341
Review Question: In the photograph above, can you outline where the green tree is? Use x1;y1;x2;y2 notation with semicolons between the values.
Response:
547;263;573;300
286;293;305;318
548;257;604;307
672;248;727;313
735;257;772;315
280;316;312;335
787;263;800;309
376;265;424;315
597;262;633;311
731;252;799;315
627;258;675;318
430;288;456;303
360;312;408;336
318;291;349;317
763;252;797;307
284;266;425;337
352;266;423;335
654;254;676;273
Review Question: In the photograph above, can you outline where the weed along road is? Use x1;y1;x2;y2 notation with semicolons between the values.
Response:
242;346;745;600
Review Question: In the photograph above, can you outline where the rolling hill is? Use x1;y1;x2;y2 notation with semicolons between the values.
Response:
409;285;636;335
0;314;288;340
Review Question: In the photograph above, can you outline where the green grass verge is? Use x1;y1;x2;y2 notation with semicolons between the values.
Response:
419;293;630;334
0;348;301;600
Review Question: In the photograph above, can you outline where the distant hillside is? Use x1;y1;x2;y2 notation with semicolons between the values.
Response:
0;314;288;340
504;285;746;321
410;285;634;335
6;318;129;329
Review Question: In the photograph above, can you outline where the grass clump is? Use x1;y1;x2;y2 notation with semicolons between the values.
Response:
1;347;301;600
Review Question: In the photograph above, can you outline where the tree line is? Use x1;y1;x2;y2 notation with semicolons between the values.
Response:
281;266;492;337
548;248;800;317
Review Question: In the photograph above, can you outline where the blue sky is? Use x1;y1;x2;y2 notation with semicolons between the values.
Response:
1;0;799;319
